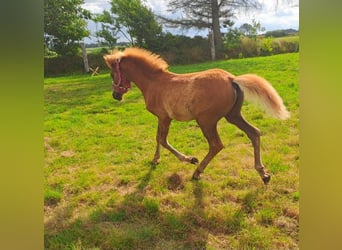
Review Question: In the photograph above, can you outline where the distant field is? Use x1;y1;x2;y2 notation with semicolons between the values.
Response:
44;53;299;249
86;47;110;55
273;35;299;43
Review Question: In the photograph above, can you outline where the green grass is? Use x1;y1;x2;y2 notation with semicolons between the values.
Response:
44;53;299;249
273;35;299;43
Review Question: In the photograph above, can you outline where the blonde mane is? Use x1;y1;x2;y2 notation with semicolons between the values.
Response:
104;47;169;72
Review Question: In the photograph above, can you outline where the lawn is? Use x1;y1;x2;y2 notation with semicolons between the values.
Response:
44;53;299;249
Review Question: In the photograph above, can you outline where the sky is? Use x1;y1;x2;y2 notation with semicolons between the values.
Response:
81;0;299;43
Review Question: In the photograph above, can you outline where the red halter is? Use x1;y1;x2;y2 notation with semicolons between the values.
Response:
112;58;130;94
115;59;122;85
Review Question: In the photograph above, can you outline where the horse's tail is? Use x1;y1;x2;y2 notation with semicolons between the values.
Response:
232;74;290;120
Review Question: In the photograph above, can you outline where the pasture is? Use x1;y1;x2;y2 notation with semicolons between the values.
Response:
44;53;299;249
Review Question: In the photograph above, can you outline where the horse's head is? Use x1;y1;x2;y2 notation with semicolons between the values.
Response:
104;53;131;101
110;59;131;101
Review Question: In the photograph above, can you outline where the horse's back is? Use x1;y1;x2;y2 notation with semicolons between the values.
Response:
160;70;237;121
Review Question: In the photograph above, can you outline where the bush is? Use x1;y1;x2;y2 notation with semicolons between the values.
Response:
272;37;299;54
224;29;243;59
44;35;212;76
158;34;211;65
280;39;299;53
271;40;284;54
100;47;109;54
44;35;299;76
44;55;84;76
44;53;109;76
223;35;299;59
240;37;259;58
260;37;274;56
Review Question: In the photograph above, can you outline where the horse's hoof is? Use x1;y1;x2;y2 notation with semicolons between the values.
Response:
190;157;199;164
192;171;201;180
151;159;160;166
262;174;271;185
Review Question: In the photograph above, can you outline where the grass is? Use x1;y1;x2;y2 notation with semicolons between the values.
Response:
273;35;299;43
44;53;299;249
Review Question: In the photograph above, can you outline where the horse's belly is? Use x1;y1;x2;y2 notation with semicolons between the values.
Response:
166;106;194;121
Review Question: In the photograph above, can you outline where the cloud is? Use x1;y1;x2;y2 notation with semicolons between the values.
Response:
234;1;299;31
82;0;111;14
81;0;299;43
145;0;170;16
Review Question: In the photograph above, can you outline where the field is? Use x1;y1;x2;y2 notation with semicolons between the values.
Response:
44;53;299;249
273;35;299;43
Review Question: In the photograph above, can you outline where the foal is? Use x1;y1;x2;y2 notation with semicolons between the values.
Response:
104;48;290;184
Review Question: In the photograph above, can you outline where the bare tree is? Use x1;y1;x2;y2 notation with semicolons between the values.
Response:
161;0;261;59
275;0;299;9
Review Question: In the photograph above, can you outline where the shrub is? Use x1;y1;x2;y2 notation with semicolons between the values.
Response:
223;35;299;59
281;39;299;53
240;37;259;57
260;37;274;56
271;39;284;54
44;55;84;76
159;34;211;64
224;28;243;59
100;47;109;54
44;53;109;76
272;37;299;54
44;35;212;76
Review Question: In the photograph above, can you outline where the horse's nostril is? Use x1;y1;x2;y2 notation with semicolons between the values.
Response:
113;91;122;101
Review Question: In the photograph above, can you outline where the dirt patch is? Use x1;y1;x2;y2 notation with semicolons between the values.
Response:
44;137;55;152
283;207;299;221
167;173;184;191
61;150;75;157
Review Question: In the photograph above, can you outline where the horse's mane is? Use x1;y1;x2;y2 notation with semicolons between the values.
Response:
104;47;169;72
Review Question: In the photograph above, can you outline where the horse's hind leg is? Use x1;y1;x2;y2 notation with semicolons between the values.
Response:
225;82;270;184
152;117;199;165
226;113;270;184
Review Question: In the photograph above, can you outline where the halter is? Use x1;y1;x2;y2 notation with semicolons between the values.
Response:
113;59;122;87
112;58;130;94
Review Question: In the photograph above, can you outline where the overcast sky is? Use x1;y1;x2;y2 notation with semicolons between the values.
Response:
82;0;299;43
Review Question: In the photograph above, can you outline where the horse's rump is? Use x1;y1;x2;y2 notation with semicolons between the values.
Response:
233;74;290;120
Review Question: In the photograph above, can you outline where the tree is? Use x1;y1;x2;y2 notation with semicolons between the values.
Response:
239;20;265;39
223;21;242;58
275;0;299;9
93;10;118;47
162;0;261;59
239;23;253;37
44;0;91;56
96;0;163;50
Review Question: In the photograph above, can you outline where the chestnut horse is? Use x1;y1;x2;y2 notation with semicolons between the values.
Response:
104;48;289;184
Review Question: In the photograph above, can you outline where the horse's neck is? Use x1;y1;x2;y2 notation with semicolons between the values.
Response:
126;67;168;93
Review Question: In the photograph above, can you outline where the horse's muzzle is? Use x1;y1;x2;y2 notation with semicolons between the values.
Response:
112;91;122;101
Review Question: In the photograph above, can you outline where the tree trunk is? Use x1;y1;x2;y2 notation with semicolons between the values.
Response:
209;30;216;60
211;0;223;59
81;42;89;73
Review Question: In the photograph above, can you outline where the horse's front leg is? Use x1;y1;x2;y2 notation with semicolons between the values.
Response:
192;120;223;180
152;128;161;165
153;117;199;164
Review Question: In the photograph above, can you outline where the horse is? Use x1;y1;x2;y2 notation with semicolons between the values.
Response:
104;47;290;184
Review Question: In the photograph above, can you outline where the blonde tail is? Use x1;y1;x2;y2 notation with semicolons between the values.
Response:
233;74;290;120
